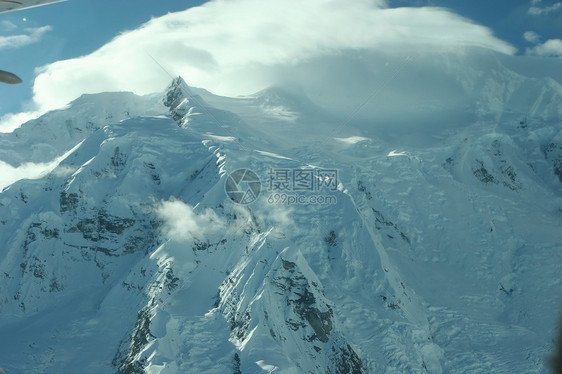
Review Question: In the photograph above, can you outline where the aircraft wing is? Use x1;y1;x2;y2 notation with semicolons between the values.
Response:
0;0;65;13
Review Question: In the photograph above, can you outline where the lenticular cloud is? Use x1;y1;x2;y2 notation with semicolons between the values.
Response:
30;0;514;114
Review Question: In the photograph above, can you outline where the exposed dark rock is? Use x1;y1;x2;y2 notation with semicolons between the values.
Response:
328;344;366;374
233;353;242;374
324;230;338;247
111;147;127;169
69;210;135;249
60;192;80;213
293;288;333;343
115;305;155;374
544;142;562;183
473;160;496;184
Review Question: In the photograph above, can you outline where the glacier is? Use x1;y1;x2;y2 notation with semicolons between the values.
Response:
0;48;561;374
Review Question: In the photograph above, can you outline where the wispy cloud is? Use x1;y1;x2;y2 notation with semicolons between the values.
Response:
0;20;18;32
528;0;562;15
1;0;515;130
0;25;52;50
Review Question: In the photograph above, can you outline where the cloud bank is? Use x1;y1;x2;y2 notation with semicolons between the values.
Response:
12;0;515;120
0;159;56;190
0;142;77;190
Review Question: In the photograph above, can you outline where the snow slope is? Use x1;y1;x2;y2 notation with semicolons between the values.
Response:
0;48;561;373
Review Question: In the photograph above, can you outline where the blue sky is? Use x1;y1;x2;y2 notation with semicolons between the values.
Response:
0;0;561;129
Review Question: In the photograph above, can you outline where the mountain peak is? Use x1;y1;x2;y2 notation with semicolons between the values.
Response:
0;61;561;373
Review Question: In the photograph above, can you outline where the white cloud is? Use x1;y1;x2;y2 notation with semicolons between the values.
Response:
0;20;18;32
528;1;562;15
21;0;513;114
156;199;225;242
0;25;51;50
523;31;541;44
526;38;562;57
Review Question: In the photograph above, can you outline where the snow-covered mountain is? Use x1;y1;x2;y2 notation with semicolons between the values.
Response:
0;48;561;374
